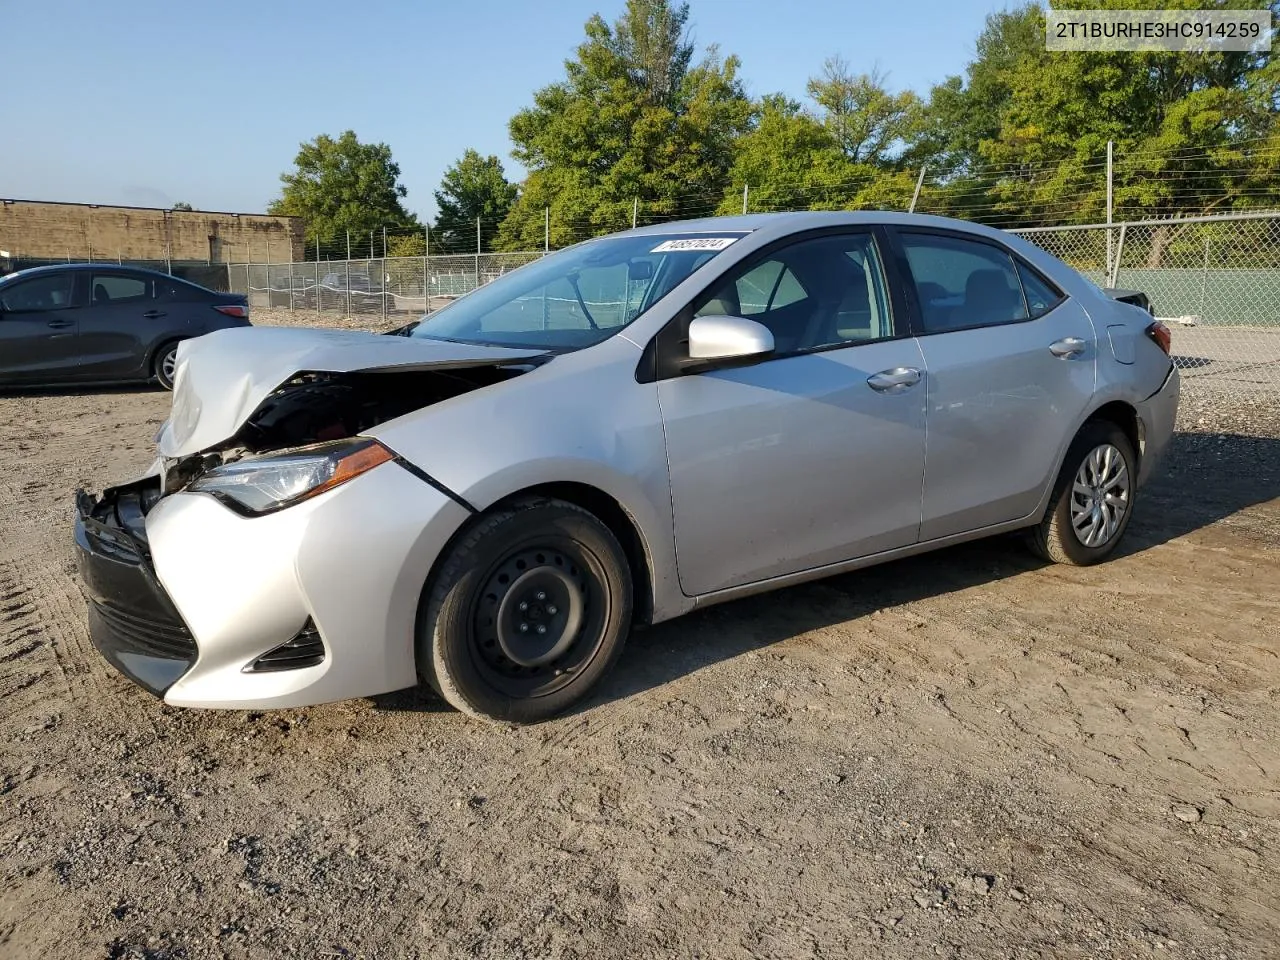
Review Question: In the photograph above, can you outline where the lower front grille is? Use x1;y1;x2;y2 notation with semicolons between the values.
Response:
88;600;197;661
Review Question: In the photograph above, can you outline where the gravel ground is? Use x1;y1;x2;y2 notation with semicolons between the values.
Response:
1;324;1278;959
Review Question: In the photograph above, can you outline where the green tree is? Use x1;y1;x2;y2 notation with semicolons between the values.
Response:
716;67;923;215
714;95;852;213
806;58;924;165
432;150;517;252
386;233;427;258
171;201;194;211
917;1;1279;225
495;0;751;250
268;131;418;245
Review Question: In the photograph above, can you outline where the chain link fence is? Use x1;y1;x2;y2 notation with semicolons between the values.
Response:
234;251;545;320
1012;212;1280;394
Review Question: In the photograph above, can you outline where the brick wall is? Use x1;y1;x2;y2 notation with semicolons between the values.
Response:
0;199;305;264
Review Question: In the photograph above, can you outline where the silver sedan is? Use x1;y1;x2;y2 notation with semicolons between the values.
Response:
74;212;1180;722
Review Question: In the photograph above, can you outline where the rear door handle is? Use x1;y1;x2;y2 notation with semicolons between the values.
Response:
1050;337;1087;358
46;318;74;329
867;367;922;393
143;310;167;319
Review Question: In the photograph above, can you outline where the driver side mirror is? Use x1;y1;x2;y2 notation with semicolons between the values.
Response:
684;314;775;368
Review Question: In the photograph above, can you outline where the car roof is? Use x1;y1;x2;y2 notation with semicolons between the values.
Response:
0;261;193;284
608;210;1017;245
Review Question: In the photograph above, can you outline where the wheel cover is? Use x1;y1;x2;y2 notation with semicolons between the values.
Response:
161;348;177;383
1069;443;1130;548
469;540;609;699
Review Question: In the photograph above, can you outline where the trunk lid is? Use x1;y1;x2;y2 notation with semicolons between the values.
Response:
157;326;545;458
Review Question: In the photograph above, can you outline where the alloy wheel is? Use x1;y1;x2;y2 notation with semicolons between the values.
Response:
1069;443;1130;548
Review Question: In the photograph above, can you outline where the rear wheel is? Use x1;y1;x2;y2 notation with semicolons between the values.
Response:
1029;421;1136;566
418;498;633;723
154;341;180;390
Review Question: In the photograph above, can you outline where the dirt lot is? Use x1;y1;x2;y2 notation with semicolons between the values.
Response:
1;339;1278;958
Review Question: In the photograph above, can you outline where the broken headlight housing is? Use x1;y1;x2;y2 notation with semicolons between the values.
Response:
188;438;394;515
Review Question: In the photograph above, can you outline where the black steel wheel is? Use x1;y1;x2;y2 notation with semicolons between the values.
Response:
418;497;632;723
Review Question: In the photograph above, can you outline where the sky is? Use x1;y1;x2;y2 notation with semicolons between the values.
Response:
2;0;1013;220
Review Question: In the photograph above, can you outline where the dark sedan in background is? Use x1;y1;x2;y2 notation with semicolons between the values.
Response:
0;264;250;389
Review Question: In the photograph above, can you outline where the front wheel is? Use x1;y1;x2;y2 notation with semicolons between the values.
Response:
1029;421;1137;565
418;498;633;723
154;342;180;391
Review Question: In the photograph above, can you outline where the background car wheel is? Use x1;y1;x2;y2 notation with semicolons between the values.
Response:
154;342;180;390
1029;420;1137;566
418;497;633;724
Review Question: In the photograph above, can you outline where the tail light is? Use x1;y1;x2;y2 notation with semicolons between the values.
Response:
213;304;248;319
1146;320;1172;356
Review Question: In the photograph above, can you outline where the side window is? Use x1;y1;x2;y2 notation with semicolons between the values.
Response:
90;274;149;305
0;274;75;312
900;233;1029;333
1015;260;1065;318
695;233;892;355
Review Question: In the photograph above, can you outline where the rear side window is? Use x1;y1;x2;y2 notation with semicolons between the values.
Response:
91;274;148;304
900;233;1029;333
0;274;74;312
1015;261;1065;318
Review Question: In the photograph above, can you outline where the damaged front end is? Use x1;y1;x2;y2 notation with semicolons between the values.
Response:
157;364;533;499
76;326;550;698
74;477;194;696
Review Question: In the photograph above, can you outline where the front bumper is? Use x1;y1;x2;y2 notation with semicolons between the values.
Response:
75;459;472;709
75;480;195;697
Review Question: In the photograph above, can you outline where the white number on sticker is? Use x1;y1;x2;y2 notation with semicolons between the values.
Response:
650;237;739;253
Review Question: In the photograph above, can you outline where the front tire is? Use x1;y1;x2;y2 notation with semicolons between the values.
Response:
1029;421;1137;566
418;498;633;723
154;342;180;390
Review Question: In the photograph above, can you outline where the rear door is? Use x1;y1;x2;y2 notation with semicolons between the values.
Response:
75;270;159;378
888;228;1097;541
0;271;83;383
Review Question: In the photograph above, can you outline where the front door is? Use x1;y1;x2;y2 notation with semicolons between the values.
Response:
891;229;1098;541
0;270;82;383
656;230;928;597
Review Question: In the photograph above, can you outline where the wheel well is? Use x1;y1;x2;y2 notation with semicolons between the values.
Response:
1087;401;1143;463
492;482;655;626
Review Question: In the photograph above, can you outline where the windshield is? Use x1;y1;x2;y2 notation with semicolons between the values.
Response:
407;232;748;349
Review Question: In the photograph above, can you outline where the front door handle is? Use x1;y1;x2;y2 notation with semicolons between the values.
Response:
143;310;167;319
1050;337;1087;358
867;367;922;393
46;318;74;329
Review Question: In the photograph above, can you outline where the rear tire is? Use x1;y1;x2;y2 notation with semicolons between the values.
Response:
1029;421;1137;566
417;498;633;724
154;341;180;391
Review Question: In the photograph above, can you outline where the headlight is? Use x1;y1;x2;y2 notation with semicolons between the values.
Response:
188;438;394;515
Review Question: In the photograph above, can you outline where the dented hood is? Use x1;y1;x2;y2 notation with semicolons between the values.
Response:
156;326;544;458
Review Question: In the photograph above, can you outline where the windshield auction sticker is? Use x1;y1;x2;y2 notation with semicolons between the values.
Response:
1046;9;1272;52
650;237;740;253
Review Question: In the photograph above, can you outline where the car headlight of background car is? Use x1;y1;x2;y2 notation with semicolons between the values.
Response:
188;438;394;515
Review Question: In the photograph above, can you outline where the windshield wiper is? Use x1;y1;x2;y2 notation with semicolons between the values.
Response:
566;271;599;330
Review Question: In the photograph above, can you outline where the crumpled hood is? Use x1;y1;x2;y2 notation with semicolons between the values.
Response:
156;326;544;458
